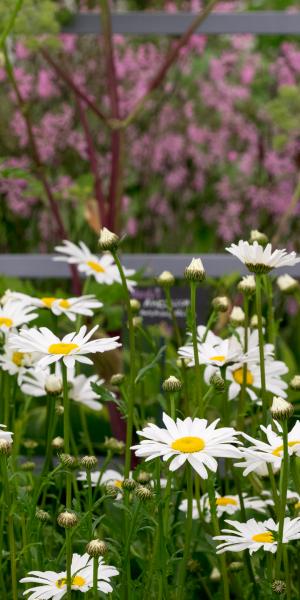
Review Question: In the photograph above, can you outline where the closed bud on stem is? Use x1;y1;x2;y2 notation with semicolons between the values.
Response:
23;439;38;450
229;561;244;572
250;314;265;329
135;485;153;501
212;296;229;313
59;453;77;469
162;375;182;392
55;403;64;416
270;396;294;420
80;456;98;470
187;559;200;573
290;375;300;390
0;439;12;455
249;230;268;246
36;508;51;522
105;484;119;498
277;274;298;294
238;275;256;295
44;374;62;396
98;227;119;252
122;478;137;491
21;461;36;472
103;437;125;454
272;580;286;595
86;539;108;557
137;471;151;484
51;436;64;450
210;567;221;582
157;271;175;287
130;298;141;313
210;372;225;392
132;316;143;328
110;373;125;386
57;511;78;528
184;258;206;282
229;306;245;326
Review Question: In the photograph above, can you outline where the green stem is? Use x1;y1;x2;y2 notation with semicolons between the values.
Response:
202;309;217;342
155;459;168;598
0;457;17;600
79;406;94;455
265;276;276;345
86;470;93;539
275;421;289;577
93;556;98;599
170;393;176;420
291;456;300;494
283;548;291;600
190;282;203;415
237;296;249;430
0;0;24;48
255;275;268;423
61;362;72;510
176;464;193;600
66;528;72;599
207;476;230;600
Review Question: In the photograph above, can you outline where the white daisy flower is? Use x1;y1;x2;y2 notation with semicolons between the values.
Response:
9;325;121;369
20;365;104;411
131;413;241;478
262;489;300;510
277;274;299;293
3;292;103;322
0;290;36;308
178;337;243;369
234;448;281;477
226;240;300;274
0;336;35;382
54;240;136;290
0;424;13;444
234;420;300;475
225;358;288;402
77;468;124;495
214;517;300;554
179;493;267;521
0;301;37;333
179;498;206;520
20;553;119;598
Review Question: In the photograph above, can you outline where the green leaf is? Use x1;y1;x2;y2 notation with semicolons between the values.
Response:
135;345;166;384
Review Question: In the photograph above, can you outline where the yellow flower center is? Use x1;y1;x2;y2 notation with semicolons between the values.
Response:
86;260;105;273
216;496;238;506
272;440;300;457
0;317;13;328
233;367;254;386
171;436;205;453
12;351;24;366
59;299;71;309
114;479;123;488
56;575;86;589
41;297;56;308
294;501;300;510
252;532;274;543
48;343;79;355
209;355;226;362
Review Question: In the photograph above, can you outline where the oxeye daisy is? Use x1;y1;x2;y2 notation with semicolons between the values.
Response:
77;469;125;499
20;553;119;598
234;448;281;477
179;493;267;521
0;424;13;444
214;517;300;555
178;337;243;369
131;413;241;478
0;336;34;382
226;240;300;274
225;358;288;402
54;240;136;290
0;301;37;333
9;325;121;369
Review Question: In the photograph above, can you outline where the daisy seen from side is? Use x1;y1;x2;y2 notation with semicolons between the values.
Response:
226;240;300;274
214;517;300;554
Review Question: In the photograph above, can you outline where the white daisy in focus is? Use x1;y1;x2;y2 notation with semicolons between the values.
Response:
0;424;13;444
20;366;104;411
20;552;119;598
54;240;136;290
225;359;288;402
0;301;37;333
131;413;241;478
214;517;300;555
9;325;121;369
226;240;300;274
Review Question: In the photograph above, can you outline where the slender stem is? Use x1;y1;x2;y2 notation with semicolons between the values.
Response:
237;296;249;430
1;457;17;600
86;470;93;540
202;309;217;342
176;464;193;600
93;556;99;599
267;464;280;516
265;276;276;345
291;456;300;494
79;406;94;455
233;472;258;593
66;528;72;599
275;420;289;577
190;281;203;415
155;459;168;597
255;274;268;423
283;548;291;600
61;362;72;512
207;476;230;600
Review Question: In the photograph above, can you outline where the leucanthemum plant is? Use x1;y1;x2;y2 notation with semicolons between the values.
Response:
1;232;300;600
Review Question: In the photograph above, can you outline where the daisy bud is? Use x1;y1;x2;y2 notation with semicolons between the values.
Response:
23;439;38;450
137;471;151;484
130;298;141;313
270;396;294;420
238;275;256;295
162;375;182;392
290;375;300;390
210;372;225;392
132;316;143;328
250;314;265;329
55;403;64;416
157;271;175;287
0;439;12;455
57;511;78;529
51;436;64;450
187;559;200;573
103;436;125;454
36;508;51;522
184;258;206;282
176;357;191;368
44;374;62;396
212;296;229;313
122;478;137;491
250;230;268;246
80;456;98;470
210;567;221;582
105;484;119;498
98;227;120;252
277;274;298;294
86;539;108;557
110;373;125;386
272;580;286;595
229;561;244;572
59;453;77;469
229;306;245;326
21;461;36;472
135;485;153;501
